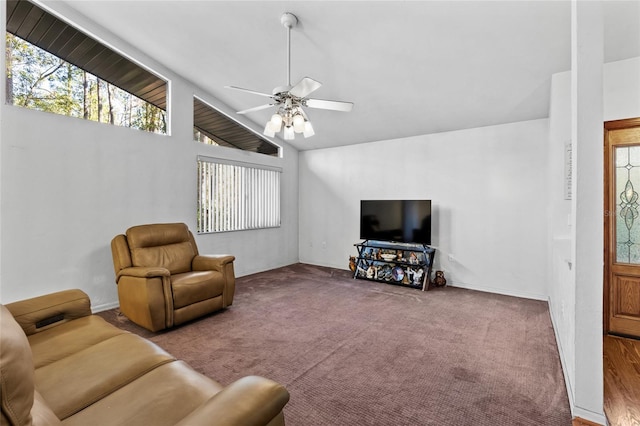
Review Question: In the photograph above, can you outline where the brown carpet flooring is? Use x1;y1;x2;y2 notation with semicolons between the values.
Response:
98;263;572;425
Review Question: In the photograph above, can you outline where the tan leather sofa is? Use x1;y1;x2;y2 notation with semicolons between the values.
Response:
111;222;235;332
1;289;289;426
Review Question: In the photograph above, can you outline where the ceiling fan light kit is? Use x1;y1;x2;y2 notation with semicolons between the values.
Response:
226;12;353;141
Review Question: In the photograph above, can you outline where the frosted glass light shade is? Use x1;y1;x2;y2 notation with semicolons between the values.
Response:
263;122;276;137
283;125;295;140
292;115;305;133
270;113;283;132
303;121;315;138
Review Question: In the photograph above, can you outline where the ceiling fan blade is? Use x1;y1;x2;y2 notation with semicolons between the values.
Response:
289;77;322;98
305;98;354;112
225;86;274;98
237;104;276;114
298;107;310;120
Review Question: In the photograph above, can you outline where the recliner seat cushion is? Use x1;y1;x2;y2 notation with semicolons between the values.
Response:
171;271;224;309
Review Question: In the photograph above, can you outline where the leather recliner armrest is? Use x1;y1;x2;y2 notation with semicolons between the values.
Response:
116;266;170;283
4;289;91;336
192;255;236;272
175;376;289;426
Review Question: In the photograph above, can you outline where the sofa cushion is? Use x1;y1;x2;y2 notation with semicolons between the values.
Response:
28;315;127;369
35;333;175;420
0;305;36;426
61;361;224;426
32;390;62;425
171;270;225;309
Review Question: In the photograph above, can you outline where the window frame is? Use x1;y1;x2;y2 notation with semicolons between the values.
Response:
197;155;282;234
5;0;169;134
194;95;281;157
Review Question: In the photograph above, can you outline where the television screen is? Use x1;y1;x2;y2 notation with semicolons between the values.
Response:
360;200;432;245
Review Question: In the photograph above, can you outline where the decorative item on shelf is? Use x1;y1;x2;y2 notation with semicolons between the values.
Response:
406;267;415;283
396;250;404;261
380;265;392;281
434;270;447;287
392;266;405;282
366;265;376;279
409;252;418;264
376;250;383;260
357;266;367;277
381;253;396;261
349;256;357;272
413;268;424;285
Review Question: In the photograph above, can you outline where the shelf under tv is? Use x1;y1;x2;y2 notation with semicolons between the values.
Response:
353;240;436;291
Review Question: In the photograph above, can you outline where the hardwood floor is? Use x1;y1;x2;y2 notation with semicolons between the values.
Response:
573;417;605;426
603;335;640;426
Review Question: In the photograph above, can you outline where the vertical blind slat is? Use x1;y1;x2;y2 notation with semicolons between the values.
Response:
197;159;280;233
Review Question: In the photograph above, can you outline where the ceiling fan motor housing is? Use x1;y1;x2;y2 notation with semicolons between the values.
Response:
281;12;298;29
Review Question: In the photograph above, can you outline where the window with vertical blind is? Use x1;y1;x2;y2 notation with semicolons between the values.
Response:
197;157;281;233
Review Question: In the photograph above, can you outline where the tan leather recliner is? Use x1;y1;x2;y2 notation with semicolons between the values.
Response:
111;222;235;332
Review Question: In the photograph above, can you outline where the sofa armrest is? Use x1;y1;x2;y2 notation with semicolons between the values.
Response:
175;376;289;426
4;289;91;336
192;255;235;272
116;266;170;283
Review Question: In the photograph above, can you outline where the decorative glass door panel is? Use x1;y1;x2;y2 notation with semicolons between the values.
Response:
606;119;640;338
615;146;640;264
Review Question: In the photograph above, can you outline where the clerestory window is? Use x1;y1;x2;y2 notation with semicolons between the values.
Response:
5;0;167;134
194;97;280;157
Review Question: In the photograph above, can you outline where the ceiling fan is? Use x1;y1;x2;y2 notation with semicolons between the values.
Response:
225;12;354;140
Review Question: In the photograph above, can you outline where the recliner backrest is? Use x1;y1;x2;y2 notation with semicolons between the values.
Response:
126;223;198;274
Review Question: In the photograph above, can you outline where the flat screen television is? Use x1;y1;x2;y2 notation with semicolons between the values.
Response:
360;200;432;245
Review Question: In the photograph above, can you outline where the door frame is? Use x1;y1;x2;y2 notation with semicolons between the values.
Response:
604;117;640;334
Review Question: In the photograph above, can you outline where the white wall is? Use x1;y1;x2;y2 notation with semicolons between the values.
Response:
604;57;640;121
299;119;550;300
0;2;299;310
547;69;576;410
571;2;604;420
548;54;640;423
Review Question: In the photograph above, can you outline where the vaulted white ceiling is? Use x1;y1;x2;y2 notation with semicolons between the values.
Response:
53;1;639;151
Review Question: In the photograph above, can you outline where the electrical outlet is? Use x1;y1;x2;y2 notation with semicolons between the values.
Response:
322;241;327;249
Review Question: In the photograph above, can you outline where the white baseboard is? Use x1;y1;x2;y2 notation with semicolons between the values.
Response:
573;406;608;425
547;297;575;416
447;280;547;301
547;297;608;426
91;301;119;313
